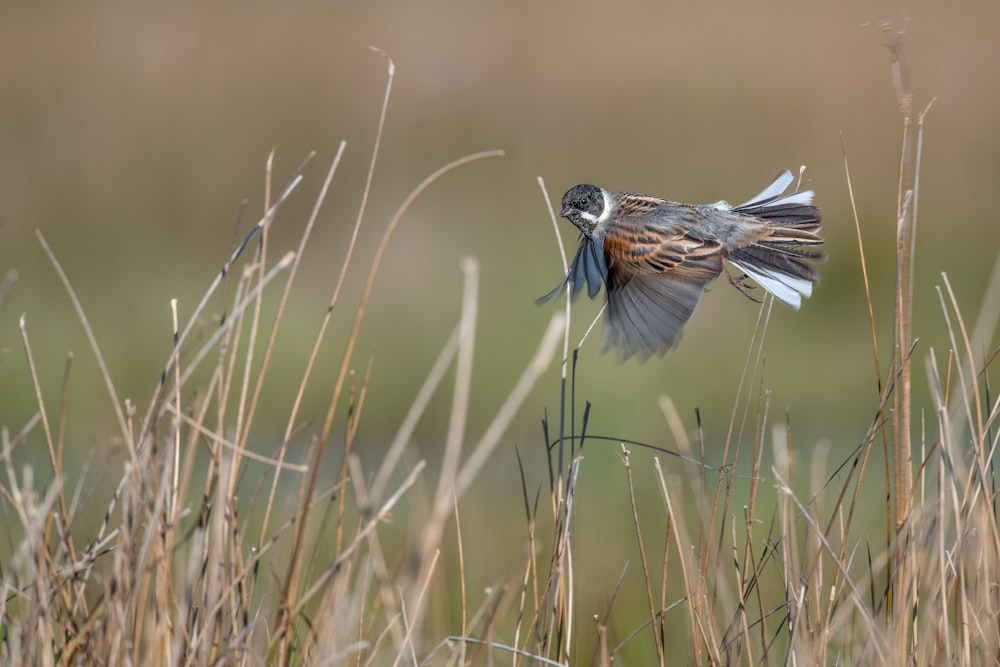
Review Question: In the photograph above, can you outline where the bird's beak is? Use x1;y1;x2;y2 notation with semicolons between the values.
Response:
560;205;571;218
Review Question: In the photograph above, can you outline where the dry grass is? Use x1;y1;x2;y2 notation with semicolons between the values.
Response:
2;27;999;666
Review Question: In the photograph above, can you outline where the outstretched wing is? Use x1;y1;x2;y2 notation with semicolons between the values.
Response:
602;213;725;359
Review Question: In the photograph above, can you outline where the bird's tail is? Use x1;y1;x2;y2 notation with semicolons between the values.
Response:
727;170;825;310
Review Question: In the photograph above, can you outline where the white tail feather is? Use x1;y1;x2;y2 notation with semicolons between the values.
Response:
708;170;814;210
767;189;814;206
737;170;794;208
728;259;814;310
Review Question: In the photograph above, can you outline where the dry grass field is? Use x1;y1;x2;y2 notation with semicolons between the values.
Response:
1;3;998;664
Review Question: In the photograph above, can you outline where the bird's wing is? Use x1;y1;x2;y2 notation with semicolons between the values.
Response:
602;206;725;280
601;209;725;359
603;271;715;360
536;235;608;304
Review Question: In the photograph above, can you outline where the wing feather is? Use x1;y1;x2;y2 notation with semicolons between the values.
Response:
536;236;608;304
604;241;723;359
604;272;713;359
603;217;723;280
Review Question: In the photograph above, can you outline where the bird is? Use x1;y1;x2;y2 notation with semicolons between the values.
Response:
539;169;825;360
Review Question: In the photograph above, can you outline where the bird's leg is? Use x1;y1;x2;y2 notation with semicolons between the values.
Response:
724;265;761;303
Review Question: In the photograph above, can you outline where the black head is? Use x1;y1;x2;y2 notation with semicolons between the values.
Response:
560;184;608;237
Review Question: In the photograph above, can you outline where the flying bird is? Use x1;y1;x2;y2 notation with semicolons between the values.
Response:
539;170;825;360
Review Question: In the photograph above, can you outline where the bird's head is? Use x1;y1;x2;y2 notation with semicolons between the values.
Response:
560;184;612;239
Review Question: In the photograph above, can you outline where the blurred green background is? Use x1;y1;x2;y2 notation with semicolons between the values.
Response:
1;0;998;654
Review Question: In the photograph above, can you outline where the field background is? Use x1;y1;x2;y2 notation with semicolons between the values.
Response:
1;1;998;663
